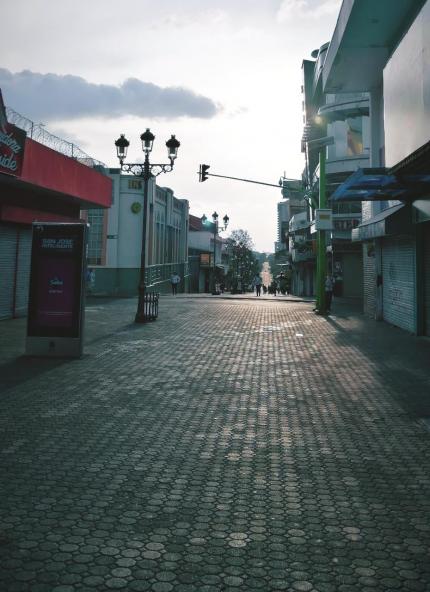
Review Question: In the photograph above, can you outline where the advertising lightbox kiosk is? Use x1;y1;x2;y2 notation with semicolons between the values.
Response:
26;223;88;358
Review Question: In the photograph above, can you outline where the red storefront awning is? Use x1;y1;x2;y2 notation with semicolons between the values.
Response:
0;137;112;224
20;138;112;208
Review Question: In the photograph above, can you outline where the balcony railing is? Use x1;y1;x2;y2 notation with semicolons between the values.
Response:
290;247;315;263
145;261;189;287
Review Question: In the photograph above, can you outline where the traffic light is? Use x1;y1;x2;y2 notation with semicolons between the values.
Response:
199;164;210;182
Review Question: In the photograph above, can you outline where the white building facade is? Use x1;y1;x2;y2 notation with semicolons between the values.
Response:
276;200;290;250
288;211;314;296
301;42;370;300
85;170;189;296
188;214;225;293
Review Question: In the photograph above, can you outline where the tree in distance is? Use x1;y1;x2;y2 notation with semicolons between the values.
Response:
225;229;259;292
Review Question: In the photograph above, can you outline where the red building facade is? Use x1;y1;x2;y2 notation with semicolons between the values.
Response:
0;90;112;319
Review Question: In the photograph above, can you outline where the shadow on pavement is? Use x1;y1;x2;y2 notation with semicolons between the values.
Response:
0;356;70;394
0;299;142;394
324;304;430;420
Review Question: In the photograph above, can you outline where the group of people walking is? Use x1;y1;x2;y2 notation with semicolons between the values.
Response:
253;272;290;297
172;269;335;312
172;270;335;312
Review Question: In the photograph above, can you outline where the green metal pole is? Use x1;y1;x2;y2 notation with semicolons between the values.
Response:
212;223;217;294
316;148;327;314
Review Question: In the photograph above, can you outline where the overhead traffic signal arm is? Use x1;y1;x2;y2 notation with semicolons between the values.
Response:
197;164;284;188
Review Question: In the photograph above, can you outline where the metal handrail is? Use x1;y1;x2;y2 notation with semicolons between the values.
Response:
144;261;189;288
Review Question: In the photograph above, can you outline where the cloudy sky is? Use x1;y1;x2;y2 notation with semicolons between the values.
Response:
1;0;341;252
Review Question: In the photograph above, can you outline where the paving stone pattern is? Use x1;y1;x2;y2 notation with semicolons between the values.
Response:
1;297;430;592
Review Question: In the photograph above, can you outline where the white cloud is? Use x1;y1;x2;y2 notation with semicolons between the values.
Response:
277;0;341;22
0;69;221;122
0;0;342;251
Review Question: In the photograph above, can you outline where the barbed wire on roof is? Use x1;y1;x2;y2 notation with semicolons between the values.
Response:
5;106;106;169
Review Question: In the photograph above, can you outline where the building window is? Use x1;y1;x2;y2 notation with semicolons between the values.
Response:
128;179;142;189
331;201;362;215
87;209;104;265
346;117;363;155
330;115;369;159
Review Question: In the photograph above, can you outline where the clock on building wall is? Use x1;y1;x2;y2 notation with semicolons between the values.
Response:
131;202;141;214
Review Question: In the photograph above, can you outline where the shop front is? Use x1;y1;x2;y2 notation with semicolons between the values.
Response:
333;163;430;334
0;90;112;319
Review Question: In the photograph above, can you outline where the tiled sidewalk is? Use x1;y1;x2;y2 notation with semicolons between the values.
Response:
0;297;429;592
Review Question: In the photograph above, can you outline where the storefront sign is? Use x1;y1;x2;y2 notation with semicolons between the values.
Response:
315;209;333;230
0;89;26;177
26;223;87;357
200;253;213;266
333;218;360;230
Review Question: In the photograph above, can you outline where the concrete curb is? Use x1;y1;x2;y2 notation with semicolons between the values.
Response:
162;294;316;303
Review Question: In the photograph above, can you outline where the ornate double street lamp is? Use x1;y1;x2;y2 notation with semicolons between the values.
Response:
201;211;229;294
115;129;180;323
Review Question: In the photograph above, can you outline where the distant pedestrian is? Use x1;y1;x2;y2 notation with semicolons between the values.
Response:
254;274;262;296
270;279;278;296
263;284;268;295
279;273;287;295
86;268;95;293
325;275;334;312
170;272;181;295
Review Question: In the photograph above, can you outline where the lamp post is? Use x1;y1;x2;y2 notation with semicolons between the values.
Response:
201;212;229;294
115;129;180;323
304;131;334;315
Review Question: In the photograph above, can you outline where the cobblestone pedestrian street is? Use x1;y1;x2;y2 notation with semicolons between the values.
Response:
1;296;430;592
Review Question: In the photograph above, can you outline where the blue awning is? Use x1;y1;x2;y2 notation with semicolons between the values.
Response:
331;168;430;202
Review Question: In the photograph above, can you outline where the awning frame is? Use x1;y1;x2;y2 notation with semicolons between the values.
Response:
351;203;414;241
331;167;430;202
